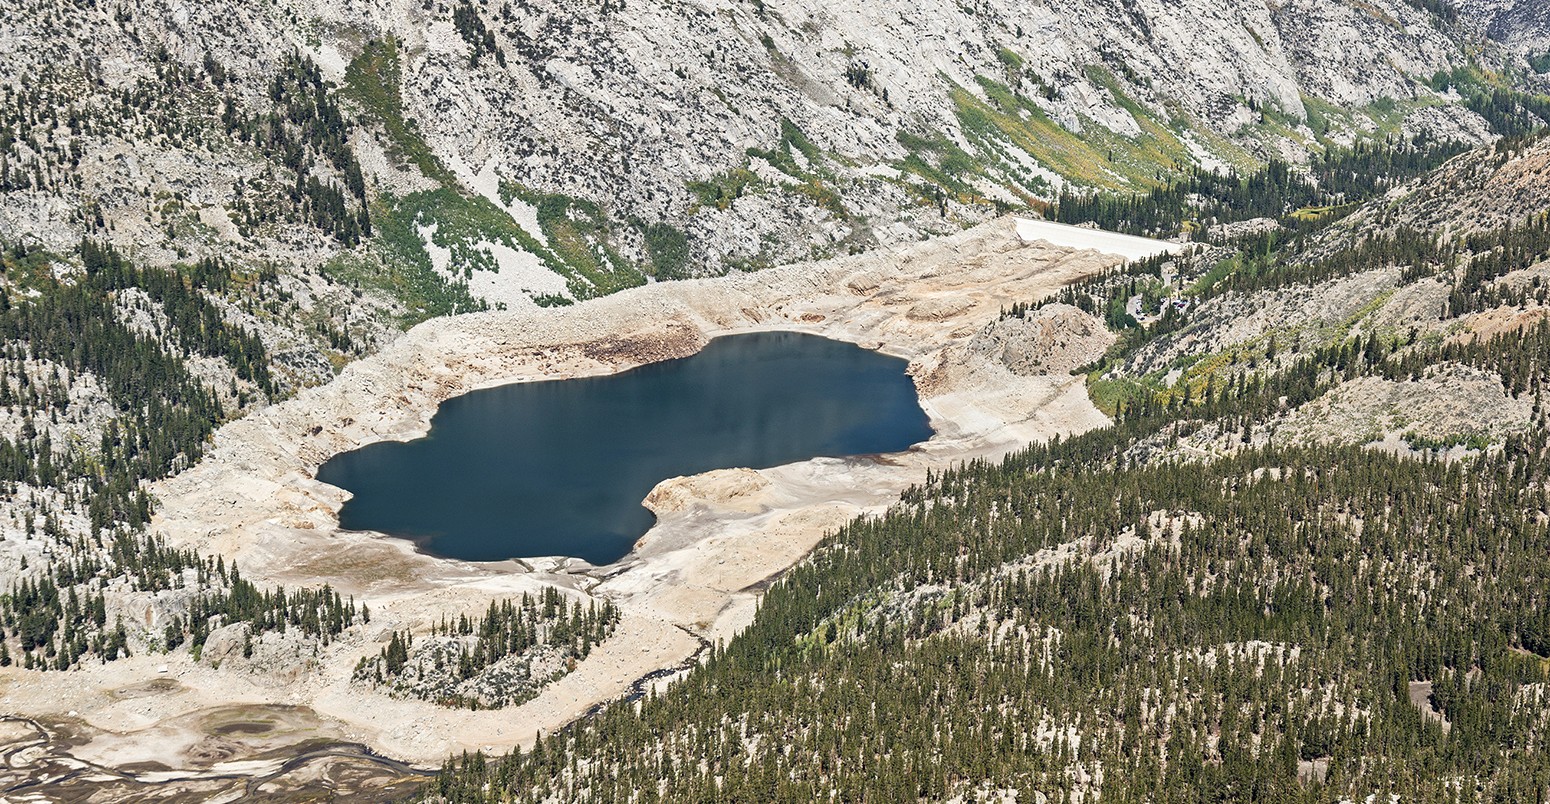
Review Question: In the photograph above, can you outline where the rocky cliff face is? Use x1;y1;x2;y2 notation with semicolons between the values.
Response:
1;0;1542;319
1460;0;1550;56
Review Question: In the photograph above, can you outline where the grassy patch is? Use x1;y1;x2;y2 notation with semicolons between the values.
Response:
741;117;855;221
344;40;644;303
1298;91;1445;145
1086;373;1157;418
687;167;763;211
746;117;828;179
793;591;890;655
505;181;654;291
1288;202;1361;222
331;186;645;323
322;198;483;326
406;190;534;277
995;47;1024;72
1426;63;1507;94
1189;256;1242;297
415;188;644;299
530;193;646;293
949;71;1206;195
791;179;849;218
534;196;613;284
1084;67;1197;174
894;129;983;199
343;40;455;186
1299;94;1356;142
337;40;513;318
780;118;824;167
1086;324;1290;417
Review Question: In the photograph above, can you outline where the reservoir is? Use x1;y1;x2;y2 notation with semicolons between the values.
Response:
316;332;934;565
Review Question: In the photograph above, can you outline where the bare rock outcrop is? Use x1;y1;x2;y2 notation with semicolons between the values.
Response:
968;304;1115;377
1272;363;1535;447
643;469;773;517
200;622;251;670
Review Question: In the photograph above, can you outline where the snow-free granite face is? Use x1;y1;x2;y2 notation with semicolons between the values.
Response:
1;0;1537;318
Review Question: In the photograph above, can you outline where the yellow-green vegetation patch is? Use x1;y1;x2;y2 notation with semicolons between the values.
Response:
1427;63;1512;93
1240;102;1316;150
1091;327;1290;415
1164;283;1398;410
953;80;1119;190
1086;373;1158;418
893;129;983;200
949;71;1203;194
400;189;525;278
1342;287;1397;333
1301;94;1355;141
1366;95;1444;138
540;199;641;290
1288;202;1360;222
1190;256;1242;296
796;590;902;655
339;40;527;319
687;166;764;211
1287;92;1444;146
1177;110;1258;174
746;117;828;180
502;184;648;291
1084;67;1200;177
342;40;646;308
0;246;64;295
1165;350;1250;401
1095;277;1405;414
792;178;849;218
742;118;855;220
343;39;454;186
323;197;484;326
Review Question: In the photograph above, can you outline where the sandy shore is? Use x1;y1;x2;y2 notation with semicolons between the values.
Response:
0;217;1130;776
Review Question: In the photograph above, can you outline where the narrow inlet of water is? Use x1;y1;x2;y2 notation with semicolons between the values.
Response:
316;331;933;565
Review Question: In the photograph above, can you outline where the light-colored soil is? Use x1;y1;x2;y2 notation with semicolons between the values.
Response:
1272;363;1534;447
0;217;1132;774
1408;680;1452;733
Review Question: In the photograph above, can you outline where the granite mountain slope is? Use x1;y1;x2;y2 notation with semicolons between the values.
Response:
2;0;1546;329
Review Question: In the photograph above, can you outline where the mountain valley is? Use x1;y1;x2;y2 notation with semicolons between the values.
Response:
0;1;1549;801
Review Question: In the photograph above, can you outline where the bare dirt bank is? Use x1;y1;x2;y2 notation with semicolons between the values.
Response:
0;217;1130;777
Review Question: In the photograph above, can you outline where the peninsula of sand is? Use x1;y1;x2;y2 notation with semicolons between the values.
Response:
0;217;1176;784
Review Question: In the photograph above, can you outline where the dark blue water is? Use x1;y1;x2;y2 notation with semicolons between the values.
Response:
316;332;933;565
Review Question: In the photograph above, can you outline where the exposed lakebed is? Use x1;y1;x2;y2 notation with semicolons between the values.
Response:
317;332;934;565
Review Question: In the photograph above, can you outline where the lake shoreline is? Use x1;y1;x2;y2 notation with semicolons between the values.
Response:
0;216;1143;774
319;331;934;566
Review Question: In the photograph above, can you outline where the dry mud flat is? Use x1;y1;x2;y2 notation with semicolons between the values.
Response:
0;218;1150;786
